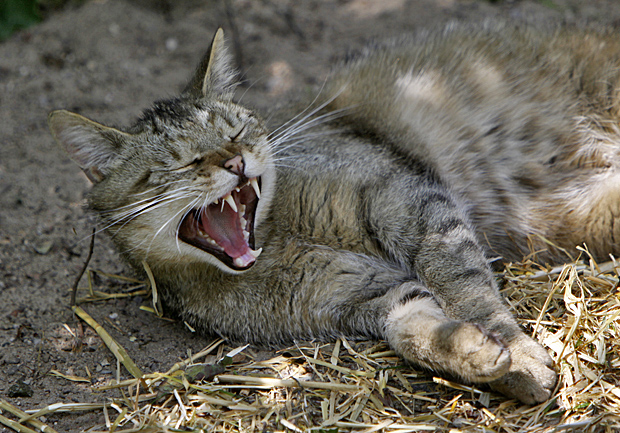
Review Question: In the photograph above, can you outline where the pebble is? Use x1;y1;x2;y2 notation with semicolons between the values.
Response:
7;380;33;398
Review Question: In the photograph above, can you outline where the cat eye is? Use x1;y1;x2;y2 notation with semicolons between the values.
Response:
228;125;247;142
189;156;205;166
169;156;205;173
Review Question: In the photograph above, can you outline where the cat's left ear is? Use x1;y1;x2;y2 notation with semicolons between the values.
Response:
48;110;130;183
183;28;238;99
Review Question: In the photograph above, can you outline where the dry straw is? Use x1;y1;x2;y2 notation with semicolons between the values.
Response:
2;249;620;432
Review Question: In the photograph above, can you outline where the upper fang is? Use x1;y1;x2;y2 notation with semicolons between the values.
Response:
250;178;261;199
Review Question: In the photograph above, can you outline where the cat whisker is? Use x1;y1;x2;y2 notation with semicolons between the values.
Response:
99;184;195;217
273;161;310;173
100;187;202;239
120;196;203;258
146;196;203;257
270;130;346;156
268;87;347;143
269;107;352;150
268;77;331;138
130;179;187;197
235;70;263;105
103;196;192;235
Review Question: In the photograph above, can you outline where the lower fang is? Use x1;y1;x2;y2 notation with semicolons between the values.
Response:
250;248;262;258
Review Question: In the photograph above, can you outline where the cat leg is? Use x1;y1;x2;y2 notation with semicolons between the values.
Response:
364;179;556;403
260;245;512;386
385;292;511;383
409;206;557;404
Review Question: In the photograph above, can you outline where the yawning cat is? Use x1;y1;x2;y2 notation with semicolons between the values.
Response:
49;23;620;404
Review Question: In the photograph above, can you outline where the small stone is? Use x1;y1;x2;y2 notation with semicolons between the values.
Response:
165;37;178;52
108;23;120;36
7;380;33;398
33;240;53;255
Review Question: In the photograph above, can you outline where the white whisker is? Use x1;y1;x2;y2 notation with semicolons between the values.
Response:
146;195;203;257
94;184;203;243
100;184;195;218
268;76;331;138
130;179;187;197
235;71;262;105
268;86;349;143
268;106;352;158
270;129;346;156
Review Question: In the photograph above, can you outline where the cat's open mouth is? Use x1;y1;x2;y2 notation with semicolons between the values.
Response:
178;177;262;271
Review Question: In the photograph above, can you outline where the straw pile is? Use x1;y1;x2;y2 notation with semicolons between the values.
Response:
2;248;619;433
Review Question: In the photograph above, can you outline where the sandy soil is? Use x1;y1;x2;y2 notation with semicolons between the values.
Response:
1;0;620;431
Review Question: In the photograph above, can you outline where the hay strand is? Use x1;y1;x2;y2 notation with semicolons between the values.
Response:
72;305;143;379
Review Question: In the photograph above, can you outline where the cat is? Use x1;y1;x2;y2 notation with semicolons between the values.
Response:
48;23;620;405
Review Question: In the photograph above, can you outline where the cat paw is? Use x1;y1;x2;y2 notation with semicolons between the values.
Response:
442;322;512;382
489;335;556;404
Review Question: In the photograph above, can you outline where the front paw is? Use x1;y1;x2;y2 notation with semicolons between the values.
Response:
490;335;556;404
443;322;512;383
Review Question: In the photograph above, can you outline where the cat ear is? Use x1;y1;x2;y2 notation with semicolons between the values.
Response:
183;28;238;98
48;110;129;183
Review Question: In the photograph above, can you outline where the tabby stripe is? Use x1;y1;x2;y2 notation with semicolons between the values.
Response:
452;268;489;283
418;192;454;213
437;217;466;235
398;288;433;305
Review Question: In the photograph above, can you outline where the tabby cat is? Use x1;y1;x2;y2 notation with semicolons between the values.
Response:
49;23;620;405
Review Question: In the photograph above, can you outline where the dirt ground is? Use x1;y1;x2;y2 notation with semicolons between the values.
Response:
1;0;620;431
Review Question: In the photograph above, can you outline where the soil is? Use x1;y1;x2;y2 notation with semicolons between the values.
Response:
1;1;620;431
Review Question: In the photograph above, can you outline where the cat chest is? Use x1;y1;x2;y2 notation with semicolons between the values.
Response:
266;174;375;253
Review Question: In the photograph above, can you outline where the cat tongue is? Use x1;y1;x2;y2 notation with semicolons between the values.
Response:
200;203;251;262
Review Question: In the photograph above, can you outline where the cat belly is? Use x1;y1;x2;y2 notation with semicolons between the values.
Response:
324;25;620;263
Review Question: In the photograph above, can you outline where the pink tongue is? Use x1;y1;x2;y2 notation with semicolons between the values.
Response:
200;203;249;258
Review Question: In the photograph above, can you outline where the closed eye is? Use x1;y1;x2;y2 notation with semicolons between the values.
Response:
170;156;205;173
229;125;247;142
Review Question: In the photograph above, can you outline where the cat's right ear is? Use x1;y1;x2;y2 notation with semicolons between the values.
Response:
48;110;129;183
183;28;238;99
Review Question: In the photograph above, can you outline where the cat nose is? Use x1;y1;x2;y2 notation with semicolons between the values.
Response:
224;155;244;176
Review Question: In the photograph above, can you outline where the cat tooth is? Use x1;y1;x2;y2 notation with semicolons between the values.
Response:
249;247;262;258
214;199;219;205
233;257;246;268
243;229;250;241
235;187;241;193
224;194;238;212
239;216;247;227
250;178;261;199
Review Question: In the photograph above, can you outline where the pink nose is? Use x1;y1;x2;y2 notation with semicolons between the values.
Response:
224;155;244;175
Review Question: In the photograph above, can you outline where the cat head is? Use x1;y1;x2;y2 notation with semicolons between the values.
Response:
49;29;276;274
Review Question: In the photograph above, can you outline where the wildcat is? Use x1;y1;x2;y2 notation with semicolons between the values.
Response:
49;23;620;405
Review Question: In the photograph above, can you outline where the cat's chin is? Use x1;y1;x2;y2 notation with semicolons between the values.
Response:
177;176;262;272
